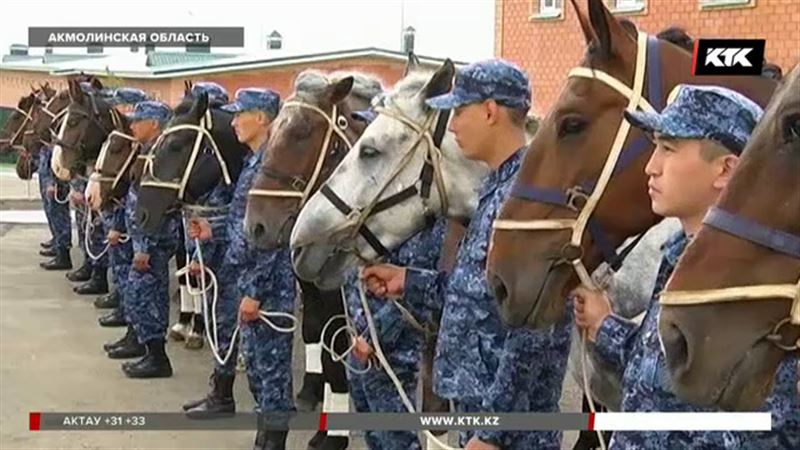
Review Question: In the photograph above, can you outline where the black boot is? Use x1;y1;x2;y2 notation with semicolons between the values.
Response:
66;261;92;282
94;291;120;309
307;430;327;450
103;325;135;351
258;431;288;450
39;247;57;257
185;372;236;419
122;338;172;378
107;326;146;359
296;373;324;412
40;239;53;249
98;308;126;327
318;436;348;450
75;268;108;295
40;248;72;271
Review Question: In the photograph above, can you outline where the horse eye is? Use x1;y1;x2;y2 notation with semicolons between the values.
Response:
783;113;800;143
359;145;379;158
68;118;79;127
557;116;587;138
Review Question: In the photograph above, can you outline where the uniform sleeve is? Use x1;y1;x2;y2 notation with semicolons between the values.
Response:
403;268;448;317
594;313;640;373
126;190;148;254
365;300;407;349
239;249;279;303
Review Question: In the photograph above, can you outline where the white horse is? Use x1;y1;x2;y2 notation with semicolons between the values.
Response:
290;57;673;416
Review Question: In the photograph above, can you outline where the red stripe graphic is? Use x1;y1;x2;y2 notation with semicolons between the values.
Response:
29;412;41;431
587;412;596;431
318;412;328;431
691;40;700;75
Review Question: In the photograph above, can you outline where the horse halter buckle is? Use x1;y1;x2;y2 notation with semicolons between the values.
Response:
765;317;800;352
566;186;590;212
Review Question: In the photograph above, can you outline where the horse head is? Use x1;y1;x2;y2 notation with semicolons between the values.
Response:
658;65;800;411
0;92;38;154
291;58;489;289
244;70;383;249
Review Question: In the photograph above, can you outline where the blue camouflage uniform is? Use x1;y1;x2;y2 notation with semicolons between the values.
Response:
38;144;71;252
597;84;800;449
188;82;230;107
219;87;295;414
345;218;447;450
108;87;149;107
123;101;181;344
403;60;572;449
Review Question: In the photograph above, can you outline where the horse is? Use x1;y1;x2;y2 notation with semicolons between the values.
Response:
86;112;138;212
0;90;40;155
290;59;488;289
52;78;118;182
657;64;800;411
134;91;249;235
486;0;778;331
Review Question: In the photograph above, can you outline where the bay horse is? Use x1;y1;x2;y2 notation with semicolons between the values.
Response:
486;0;777;330
135;91;249;234
658;64;800;411
85;112;138;212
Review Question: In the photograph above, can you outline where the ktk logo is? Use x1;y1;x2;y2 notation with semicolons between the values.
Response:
692;39;766;76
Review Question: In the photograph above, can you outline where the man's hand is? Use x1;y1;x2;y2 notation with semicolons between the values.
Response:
188;261;203;278
570;286;612;342
187;218;212;242
239;296;261;322
133;252;150;272
352;336;374;363
465;437;500;450
69;191;85;207
107;230;121;246
360;264;407;298
45;184;56;199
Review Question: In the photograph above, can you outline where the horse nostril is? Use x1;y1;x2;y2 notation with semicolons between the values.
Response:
252;223;266;240
137;209;149;227
492;275;509;306
661;321;690;374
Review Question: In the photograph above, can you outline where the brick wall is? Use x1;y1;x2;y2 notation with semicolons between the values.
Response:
1;56;411;109
497;0;800;116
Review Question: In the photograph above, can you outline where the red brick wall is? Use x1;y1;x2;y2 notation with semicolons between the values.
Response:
497;0;800;116
1;56;411;109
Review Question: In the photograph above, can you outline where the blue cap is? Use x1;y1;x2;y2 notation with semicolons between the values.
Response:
624;85;764;155
79;82;113;98
220;88;281;118
351;109;377;124
189;82;229;107
109;87;149;106
426;59;531;111
127;101;172;124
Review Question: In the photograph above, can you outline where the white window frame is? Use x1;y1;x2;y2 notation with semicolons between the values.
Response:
539;0;562;15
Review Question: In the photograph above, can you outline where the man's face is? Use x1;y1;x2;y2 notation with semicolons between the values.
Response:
449;101;492;162
130;119;159;142
644;135;728;219
114;104;135;115
231;110;266;144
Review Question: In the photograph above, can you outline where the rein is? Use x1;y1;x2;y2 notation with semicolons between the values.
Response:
660;206;800;351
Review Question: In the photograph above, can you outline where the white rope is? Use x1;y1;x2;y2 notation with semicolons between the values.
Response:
176;213;298;367
83;203;129;261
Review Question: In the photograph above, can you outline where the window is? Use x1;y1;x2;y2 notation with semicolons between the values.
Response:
700;0;753;9
540;0;562;15
609;0;646;14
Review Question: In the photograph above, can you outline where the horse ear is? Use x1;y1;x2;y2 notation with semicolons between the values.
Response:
67;79;81;101
189;91;209;120
571;0;595;44
329;76;354;105
422;59;455;100
403;52;421;77
587;0;631;60
91;77;104;90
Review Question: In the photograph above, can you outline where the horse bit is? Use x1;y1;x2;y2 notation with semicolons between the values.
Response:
660;207;800;351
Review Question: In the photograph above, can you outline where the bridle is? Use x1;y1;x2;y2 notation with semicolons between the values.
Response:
90;129;142;196
492;32;664;290
316;100;450;259
660;206;800;351
34;93;70;144
248;101;353;205
0;101;36;149
139;110;232;201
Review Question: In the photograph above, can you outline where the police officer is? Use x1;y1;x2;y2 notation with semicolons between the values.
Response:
93;87;150;310
363;60;572;450
573;85;799;449
109;101;182;378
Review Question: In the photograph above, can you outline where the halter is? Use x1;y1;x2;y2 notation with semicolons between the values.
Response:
90;130;141;193
0;103;36;149
492;32;664;290
248;101;353;205
316;102;451;259
139;111;232;201
660;206;800;351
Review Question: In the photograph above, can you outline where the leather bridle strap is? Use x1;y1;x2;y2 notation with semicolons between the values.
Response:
91;130;140;191
0;105;35;147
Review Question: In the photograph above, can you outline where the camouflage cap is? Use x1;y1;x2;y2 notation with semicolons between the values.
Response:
426;59;531;111
189;81;229;107
126;101;172;124
220;87;281;118
624;84;764;155
109;87;149;106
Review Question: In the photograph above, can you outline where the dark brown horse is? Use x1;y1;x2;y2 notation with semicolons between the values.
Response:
658;64;800;411
486;0;777;329
86;113;138;211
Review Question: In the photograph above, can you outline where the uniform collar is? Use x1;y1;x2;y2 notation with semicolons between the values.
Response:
479;146;525;198
661;230;689;267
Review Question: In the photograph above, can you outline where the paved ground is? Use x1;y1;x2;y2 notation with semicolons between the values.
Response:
0;166;581;450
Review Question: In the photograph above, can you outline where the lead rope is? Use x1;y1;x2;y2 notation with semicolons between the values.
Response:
316;287;372;375
355;273;459;450
175;212;298;367
82;203;129;261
